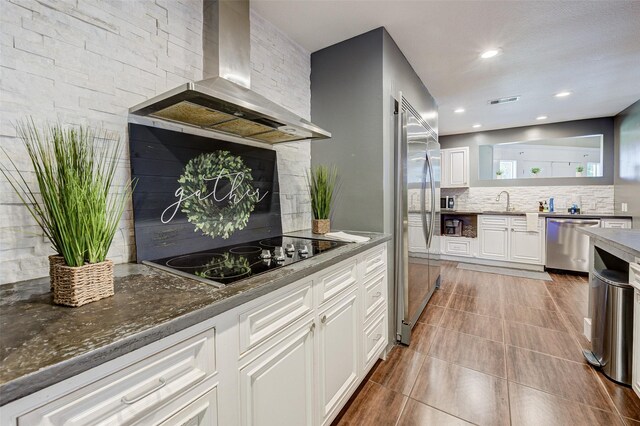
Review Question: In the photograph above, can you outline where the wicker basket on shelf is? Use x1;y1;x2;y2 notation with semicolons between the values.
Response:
53;260;114;307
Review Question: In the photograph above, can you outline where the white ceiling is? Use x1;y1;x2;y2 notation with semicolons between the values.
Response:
252;0;640;135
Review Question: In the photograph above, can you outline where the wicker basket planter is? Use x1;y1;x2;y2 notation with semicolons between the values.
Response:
312;219;330;235
53;259;114;307
48;255;66;291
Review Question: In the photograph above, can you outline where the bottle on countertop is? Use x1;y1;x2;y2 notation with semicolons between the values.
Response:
538;201;544;212
543;201;549;212
549;197;554;213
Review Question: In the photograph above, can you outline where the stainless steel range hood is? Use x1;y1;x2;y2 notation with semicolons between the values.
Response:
129;0;330;143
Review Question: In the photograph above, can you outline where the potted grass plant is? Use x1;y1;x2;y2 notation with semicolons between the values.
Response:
530;167;542;177
1;120;134;307
495;169;504;179
576;165;584;177
308;165;337;234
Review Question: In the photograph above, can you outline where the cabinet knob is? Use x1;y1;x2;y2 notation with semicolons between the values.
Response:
373;334;382;341
321;314;327;324
373;291;382;298
310;322;316;333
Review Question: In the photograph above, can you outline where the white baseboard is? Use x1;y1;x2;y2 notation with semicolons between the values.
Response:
440;254;545;272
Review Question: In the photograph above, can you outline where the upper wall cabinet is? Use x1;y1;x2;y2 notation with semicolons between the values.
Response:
441;147;469;188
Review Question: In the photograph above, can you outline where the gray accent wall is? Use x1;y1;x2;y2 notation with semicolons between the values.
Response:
310;27;437;343
310;29;384;232
310;27;437;235
440;118;614;187
614;100;640;228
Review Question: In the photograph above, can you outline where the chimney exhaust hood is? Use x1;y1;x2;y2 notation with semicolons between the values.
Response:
129;0;330;144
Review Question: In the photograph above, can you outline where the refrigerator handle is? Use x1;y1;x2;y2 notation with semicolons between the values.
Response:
426;151;436;248
421;153;430;247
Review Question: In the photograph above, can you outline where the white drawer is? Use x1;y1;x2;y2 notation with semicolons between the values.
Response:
444;238;472;257
480;215;509;227
511;217;543;230
316;259;358;306
19;328;216;426
363;271;386;320
602;219;632;229
239;280;313;354
362;245;386;278
363;308;386;371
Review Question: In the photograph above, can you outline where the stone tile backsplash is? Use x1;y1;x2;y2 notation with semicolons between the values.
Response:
441;185;615;214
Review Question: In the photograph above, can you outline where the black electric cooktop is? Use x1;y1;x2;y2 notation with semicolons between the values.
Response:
144;236;348;287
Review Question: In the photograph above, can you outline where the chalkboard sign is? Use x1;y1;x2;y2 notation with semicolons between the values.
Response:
129;124;282;261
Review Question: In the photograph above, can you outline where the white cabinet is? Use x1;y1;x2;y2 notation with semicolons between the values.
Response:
477;215;545;265
478;216;509;261
602;218;632;229
631;263;640;398
441;236;476;257
441;147;469;188
3;244;389;426
509;217;545;265
318;289;360;425
239;317;315;426
18;327;217;426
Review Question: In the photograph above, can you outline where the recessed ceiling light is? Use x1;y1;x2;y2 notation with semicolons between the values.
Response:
480;49;501;59
472;124;482;128
554;91;572;98
536;115;548;120
454;108;465;113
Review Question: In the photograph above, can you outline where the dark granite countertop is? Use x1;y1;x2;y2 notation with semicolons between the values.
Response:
578;228;640;258
0;231;390;405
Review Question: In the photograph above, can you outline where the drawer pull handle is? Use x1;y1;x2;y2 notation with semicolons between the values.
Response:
321;314;327;324
373;334;382;341
310;322;316;333
373;292;382;298
122;377;167;404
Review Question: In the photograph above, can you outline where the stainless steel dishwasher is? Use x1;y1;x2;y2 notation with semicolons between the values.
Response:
546;218;601;272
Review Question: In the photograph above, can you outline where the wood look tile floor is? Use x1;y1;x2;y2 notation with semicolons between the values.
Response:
333;261;640;426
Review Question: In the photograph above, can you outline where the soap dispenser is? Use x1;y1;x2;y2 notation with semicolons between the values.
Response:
543;201;549;212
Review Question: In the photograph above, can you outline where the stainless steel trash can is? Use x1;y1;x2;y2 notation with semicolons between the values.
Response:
584;268;633;385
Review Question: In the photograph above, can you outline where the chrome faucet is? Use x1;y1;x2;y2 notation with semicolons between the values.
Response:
496;191;511;212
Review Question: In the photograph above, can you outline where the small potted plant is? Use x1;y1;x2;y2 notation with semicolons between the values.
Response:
495;169;504;179
1;121;134;307
576;165;584;177
308;165;337;234
530;167;542;177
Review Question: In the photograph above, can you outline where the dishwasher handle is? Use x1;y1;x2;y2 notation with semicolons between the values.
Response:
547;219;601;226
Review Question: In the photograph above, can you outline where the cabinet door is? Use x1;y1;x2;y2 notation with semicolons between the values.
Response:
442;148;469;188
318;290;359;425
239;318;315;426
478;227;509;260
509;229;543;264
448;148;468;187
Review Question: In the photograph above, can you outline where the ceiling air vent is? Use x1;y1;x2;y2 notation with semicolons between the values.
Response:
488;96;520;105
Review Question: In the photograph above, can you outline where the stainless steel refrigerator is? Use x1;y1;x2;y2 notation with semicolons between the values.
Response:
395;93;441;345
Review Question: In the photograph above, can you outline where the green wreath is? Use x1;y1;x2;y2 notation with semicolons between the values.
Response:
178;151;258;239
